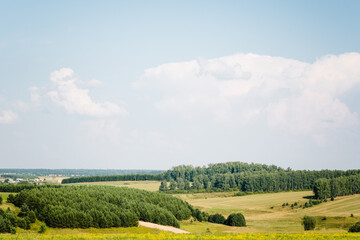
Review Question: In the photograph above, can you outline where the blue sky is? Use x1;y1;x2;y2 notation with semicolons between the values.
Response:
1;1;360;169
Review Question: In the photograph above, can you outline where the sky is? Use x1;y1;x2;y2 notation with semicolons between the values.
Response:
1;0;360;170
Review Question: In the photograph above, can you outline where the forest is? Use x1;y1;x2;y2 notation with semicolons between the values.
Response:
62;174;161;184
58;162;360;196
7;185;205;229
0;182;61;193
313;174;360;199
158;162;360;193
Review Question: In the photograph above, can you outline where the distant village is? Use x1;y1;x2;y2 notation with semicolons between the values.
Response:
0;177;44;184
0;173;67;184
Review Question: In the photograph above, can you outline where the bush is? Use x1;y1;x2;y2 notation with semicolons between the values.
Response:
225;213;246;227
302;216;316;230
349;221;360;232
7;194;14;203
208;214;226;224
38;223;47;233
28;210;37;223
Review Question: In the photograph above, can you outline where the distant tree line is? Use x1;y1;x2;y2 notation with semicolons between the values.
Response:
9;185;202;228
0;182;61;193
313;174;360;199
61;174;162;184
158;162;360;192
0;169;163;177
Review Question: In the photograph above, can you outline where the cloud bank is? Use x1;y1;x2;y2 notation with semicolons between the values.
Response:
134;53;360;138
47;68;128;117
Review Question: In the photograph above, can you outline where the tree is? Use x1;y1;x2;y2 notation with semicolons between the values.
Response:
349;221;360;232
169;180;177;190
0;195;2;204
208;214;226;224
28;210;37;223
159;180;168;191
302;216;316;230
7;194;14;203
225;213;246;227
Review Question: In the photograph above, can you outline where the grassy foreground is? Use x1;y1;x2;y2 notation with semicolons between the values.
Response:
1;233;360;240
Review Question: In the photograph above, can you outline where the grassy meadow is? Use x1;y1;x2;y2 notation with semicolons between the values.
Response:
1;188;360;239
179;191;360;233
180;191;360;233
70;181;160;191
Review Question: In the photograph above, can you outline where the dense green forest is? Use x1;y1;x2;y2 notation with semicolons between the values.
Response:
8;185;203;228
159;162;360;192
0;182;61;193
62;174;161;184
313;175;360;199
0;169;162;177
57;162;360;196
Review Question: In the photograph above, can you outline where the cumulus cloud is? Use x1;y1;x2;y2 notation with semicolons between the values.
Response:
134;52;360;138
47;68;128;117
0;110;18;124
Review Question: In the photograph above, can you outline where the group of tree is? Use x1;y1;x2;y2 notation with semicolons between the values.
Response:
0;182;61;193
8;185;206;228
208;213;246;227
158;162;360;193
0;205;37;234
313;174;360;199
62;174;161;184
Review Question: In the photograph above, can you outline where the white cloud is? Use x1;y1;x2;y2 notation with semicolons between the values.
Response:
0;110;18;124
47;68;128;117
134;52;360;138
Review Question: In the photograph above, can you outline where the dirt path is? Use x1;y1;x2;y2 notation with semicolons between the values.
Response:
138;221;189;233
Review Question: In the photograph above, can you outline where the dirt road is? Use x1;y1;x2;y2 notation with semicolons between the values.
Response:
138;221;189;233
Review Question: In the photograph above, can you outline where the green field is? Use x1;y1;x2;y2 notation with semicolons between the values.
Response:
71;181;161;191
179;191;360;233
1;190;360;238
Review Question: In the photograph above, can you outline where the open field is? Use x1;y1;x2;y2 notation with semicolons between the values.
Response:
71;181;161;191
1;190;359;237
1;233;360;240
179;191;360;233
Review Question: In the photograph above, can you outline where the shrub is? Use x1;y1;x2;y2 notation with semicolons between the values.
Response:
302;216;316;230
38;223;47;233
208;214;226;224
349;221;360;232
28;210;36;223
7;194;14;203
225;213;246;227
